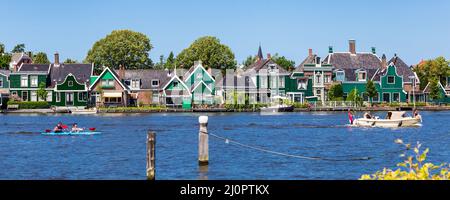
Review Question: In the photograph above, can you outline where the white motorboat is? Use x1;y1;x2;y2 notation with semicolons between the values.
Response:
353;111;421;128
260;96;294;113
70;108;98;115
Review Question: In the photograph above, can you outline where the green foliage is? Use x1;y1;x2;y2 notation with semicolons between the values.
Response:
7;100;50;109
165;51;176;69
37;82;48;101
414;57;450;89
366;80;378;103
428;77;443;101
346;88;363;107
328;84;344;101
98;105;166;112
154;55;166;69
85;30;153;72
63;58;78;64
0;53;11;69
11;44;25;53
32;52;50;64
271;53;295;71
243;55;257;67
0;43;5;54
175;36;236;69
361;141;450;180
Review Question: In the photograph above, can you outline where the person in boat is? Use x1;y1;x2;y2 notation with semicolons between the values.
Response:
364;111;372;119
348;109;354;124
71;123;84;132
386;112;392;120
414;110;422;121
53;122;64;133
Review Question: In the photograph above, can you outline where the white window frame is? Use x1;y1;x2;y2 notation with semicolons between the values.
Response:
151;79;159;87
382;93;391;103
78;92;87;102
278;77;285;88
56;92;61;102
21;76;28;87
336;71;345;82
270;76;278;88
11;91;18;96
387;76;395;84
68;81;73;87
47;91;52;102
30;91;37;101
22;91;29;101
0;79;3;87
131;79;140;89
297;80;307;90
358;71;367;82
260;76;267;88
30;76;38;87
392;92;400;102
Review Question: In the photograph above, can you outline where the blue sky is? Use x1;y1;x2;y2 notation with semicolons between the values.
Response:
2;0;449;65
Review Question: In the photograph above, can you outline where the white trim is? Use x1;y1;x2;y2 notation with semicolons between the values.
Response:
88;67;129;92
162;75;190;94
183;62;215;82
191;80;213;93
382;92;391;103
55;73;88;92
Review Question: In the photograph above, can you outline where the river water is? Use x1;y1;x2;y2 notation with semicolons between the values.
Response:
0;111;449;180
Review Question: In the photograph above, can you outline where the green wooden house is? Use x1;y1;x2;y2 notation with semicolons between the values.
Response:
0;70;10;108
162;70;191;107
9;64;52;102
182;61;215;105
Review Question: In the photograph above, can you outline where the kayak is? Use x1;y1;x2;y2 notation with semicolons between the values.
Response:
41;131;101;136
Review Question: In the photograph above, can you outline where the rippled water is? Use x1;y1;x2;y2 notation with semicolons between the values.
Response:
0;111;449;180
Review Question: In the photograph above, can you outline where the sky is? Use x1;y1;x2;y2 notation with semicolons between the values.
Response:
2;0;450;66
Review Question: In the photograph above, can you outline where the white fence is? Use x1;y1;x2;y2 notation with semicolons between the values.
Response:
311;101;356;108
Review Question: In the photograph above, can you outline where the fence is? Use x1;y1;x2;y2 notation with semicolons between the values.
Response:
311;101;356;108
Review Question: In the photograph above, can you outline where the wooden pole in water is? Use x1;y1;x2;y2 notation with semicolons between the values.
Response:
146;131;155;180
198;116;209;165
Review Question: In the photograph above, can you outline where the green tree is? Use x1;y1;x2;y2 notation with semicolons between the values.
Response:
0;54;11;69
85;30;153;72
11;44;25;53
0;43;5;54
428;77;442;101
347;88;363;107
328;84;344;101
165;51;176;69
63;58;78;64
32;52;50;64
271;53;295;71
153;55;165;69
243;55;257;67
414;57;450;89
366;80;378;105
37;82;48;101
175;36;236;69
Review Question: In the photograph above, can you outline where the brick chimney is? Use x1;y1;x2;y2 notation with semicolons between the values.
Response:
349;39;356;54
119;64;125;80
381;54;387;70
54;52;60;65
308;49;313;56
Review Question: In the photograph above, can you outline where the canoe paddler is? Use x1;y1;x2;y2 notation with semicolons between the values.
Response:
71;123;84;132
348;109;354;125
53;122;64;133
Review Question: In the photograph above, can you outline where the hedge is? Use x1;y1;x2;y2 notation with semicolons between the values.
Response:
7;101;50;109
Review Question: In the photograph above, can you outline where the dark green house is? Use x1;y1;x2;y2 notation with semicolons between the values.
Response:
0;69;10;108
9;64;52;102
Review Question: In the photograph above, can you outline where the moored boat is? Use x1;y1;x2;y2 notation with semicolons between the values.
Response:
260;96;294;113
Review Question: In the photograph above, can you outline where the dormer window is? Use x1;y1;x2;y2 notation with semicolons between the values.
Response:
131;79;140;88
151;79;159;87
357;71;367;81
336;70;345;82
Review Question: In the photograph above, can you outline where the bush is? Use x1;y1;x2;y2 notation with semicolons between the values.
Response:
8;101;50;109
360;140;450;180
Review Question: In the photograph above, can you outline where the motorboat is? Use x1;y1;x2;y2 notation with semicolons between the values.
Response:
353;111;421;128
70;108;98;115
260;96;294;113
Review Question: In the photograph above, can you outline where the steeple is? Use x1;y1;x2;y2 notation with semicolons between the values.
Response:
257;44;263;61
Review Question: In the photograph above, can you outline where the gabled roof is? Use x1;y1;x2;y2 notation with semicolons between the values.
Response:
323;52;381;81
17;64;50;73
371;56;417;83
116;69;173;90
0;69;10;76
88;67;129;91
294;54;318;72
182;61;215;82
215;74;257;89
244;59;289;75
49;63;93;88
10;52;31;64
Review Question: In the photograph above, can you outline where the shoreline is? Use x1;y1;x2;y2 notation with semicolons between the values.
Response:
1;106;449;114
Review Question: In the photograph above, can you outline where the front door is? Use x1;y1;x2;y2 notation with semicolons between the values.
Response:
66;93;74;106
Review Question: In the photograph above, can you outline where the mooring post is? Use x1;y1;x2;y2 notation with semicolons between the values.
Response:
146;131;155;180
198;116;209;165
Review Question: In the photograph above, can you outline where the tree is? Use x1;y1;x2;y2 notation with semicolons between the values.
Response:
32;52;50;64
165;51;175;69
0;54;11;69
271;53;295;71
328;84;344;101
366;80;378;105
414;57;450;89
243;55;257;67
85;30;153;72
11;44;25;53
428;77;442;101
347;88;363;107
37;82;48;101
153;55;165;69
175;36;236;69
63;58;78;64
0;42;5;54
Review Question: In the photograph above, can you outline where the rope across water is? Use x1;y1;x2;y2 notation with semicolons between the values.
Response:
209;133;406;162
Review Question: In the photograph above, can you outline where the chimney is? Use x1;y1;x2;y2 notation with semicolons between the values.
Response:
316;57;321;65
267;53;271;59
119;64;125;80
371;47;376;54
381;54;387;69
328;46;333;54
207;67;212;76
54;52;60;65
308;49;313;56
349;39;356;54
